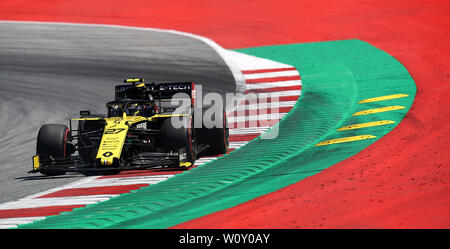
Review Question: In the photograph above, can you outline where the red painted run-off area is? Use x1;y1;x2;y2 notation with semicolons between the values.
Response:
1;0;449;228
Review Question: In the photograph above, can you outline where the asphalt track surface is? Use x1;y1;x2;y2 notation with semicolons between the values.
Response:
0;22;235;203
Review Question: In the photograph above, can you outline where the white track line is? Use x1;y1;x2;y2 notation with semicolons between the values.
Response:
228;113;287;123
0;217;47;229
0;195;119;210
243;70;299;79
229;127;272;135
245;80;302;90
235;100;297;110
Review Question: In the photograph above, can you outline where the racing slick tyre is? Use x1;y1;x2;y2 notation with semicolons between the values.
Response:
160;116;196;166
36;124;71;176
194;108;229;156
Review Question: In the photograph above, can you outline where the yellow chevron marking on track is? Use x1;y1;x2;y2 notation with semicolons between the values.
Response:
315;135;376;146
352;106;405;116
337;120;395;131
358;94;409;104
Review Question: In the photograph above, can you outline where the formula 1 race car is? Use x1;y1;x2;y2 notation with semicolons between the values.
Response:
30;78;229;176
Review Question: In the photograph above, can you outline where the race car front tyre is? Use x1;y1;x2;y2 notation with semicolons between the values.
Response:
36;124;71;176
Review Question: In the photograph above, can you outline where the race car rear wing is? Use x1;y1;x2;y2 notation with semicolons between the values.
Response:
115;79;195;107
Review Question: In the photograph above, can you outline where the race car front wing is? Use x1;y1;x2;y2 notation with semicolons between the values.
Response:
29;151;186;174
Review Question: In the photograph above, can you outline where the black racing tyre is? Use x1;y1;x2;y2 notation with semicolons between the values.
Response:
36;124;71;176
195;108;229;156
160;116;196;165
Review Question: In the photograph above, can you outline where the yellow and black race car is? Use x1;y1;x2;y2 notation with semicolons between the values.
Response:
30;78;229;176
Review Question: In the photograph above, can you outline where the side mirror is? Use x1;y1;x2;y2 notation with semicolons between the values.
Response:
80;110;91;116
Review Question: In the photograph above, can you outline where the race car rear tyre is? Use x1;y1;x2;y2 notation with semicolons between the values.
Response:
160;116;196;166
194;108;229;156
36;124;71;176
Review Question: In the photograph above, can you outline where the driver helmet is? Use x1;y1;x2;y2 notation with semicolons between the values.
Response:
126;103;142;116
108;103;123;117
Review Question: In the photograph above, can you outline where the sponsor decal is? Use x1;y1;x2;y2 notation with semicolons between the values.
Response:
104;128;126;134
102;151;113;157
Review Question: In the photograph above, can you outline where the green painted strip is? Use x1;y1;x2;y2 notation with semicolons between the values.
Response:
18;39;416;229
